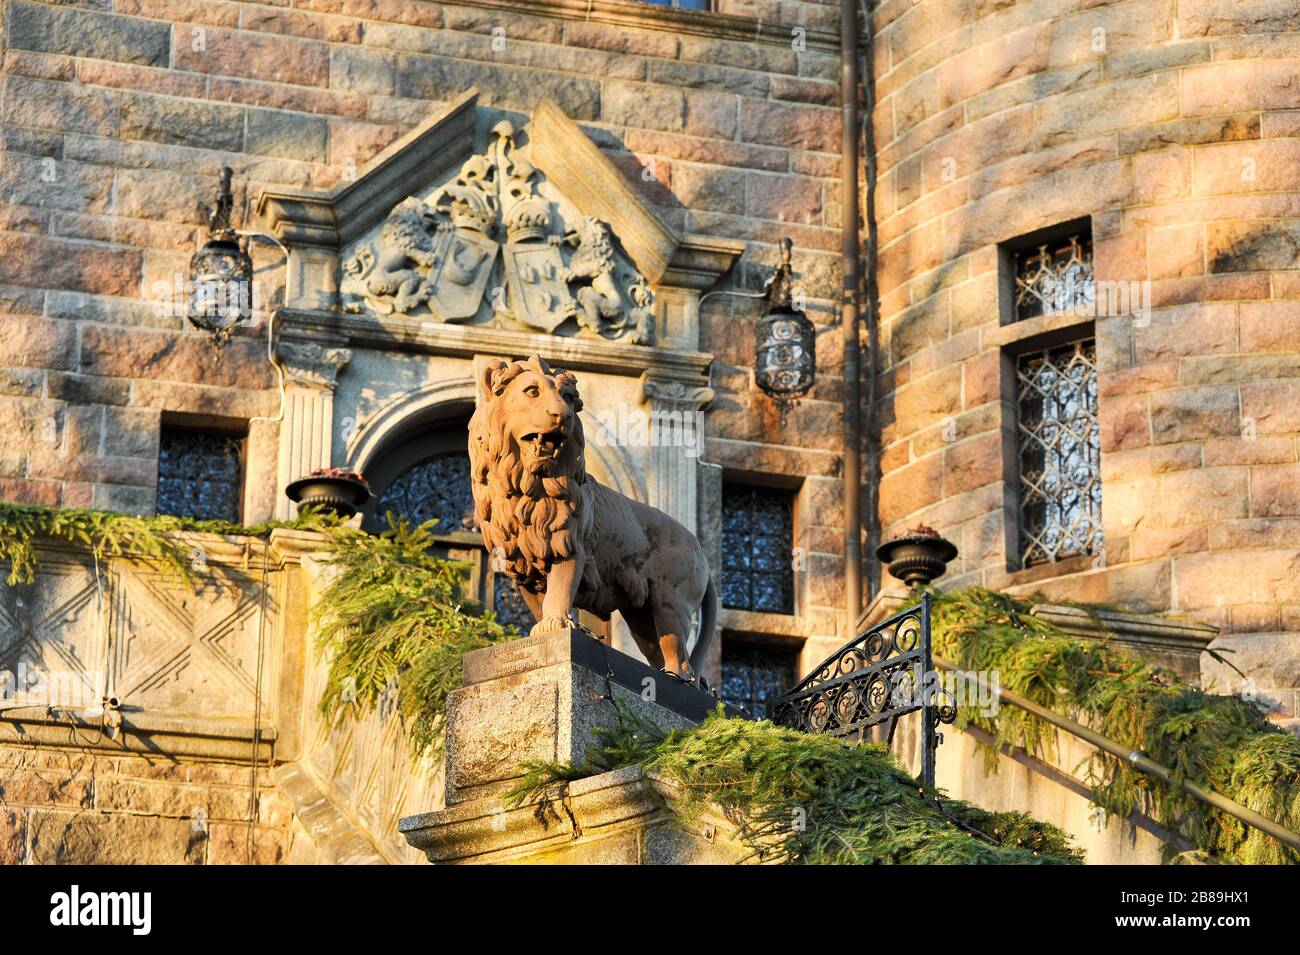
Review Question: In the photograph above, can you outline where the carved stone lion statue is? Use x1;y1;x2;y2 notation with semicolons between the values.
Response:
468;354;717;679
365;197;441;314
561;216;624;334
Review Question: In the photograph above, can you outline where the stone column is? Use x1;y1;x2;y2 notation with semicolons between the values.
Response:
274;340;352;519
639;372;714;534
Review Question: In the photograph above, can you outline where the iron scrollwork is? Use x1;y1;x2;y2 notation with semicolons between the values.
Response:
771;592;956;788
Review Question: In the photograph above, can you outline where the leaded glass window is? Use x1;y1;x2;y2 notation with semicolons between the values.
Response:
720;639;797;719
1014;234;1095;322
721;484;795;614
156;426;244;522
1017;340;1102;566
371;453;475;533
636;0;710;8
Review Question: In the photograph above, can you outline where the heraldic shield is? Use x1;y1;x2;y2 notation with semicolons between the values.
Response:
427;228;499;322
502;241;577;334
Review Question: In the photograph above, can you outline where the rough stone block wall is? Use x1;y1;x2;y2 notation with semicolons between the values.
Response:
870;0;1300;725
0;0;850;655
0;744;308;863
0;0;845;514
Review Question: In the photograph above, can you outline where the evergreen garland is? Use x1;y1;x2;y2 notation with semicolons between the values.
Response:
506;702;1083;865
923;587;1300;865
0;500;342;585
311;517;516;759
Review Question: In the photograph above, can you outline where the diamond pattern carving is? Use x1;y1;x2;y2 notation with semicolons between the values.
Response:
0;560;102;706
107;564;275;720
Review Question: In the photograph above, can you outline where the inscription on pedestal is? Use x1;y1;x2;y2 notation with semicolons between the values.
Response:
463;634;548;685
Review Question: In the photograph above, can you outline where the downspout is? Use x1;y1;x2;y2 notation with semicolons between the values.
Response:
859;1;882;619
840;0;863;626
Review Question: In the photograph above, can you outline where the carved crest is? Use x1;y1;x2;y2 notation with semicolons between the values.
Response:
427;227;498;321
340;116;654;344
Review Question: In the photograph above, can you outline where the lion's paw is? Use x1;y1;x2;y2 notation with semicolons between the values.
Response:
529;615;568;636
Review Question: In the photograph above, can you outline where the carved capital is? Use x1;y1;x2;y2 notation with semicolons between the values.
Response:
639;371;714;412
277;340;353;391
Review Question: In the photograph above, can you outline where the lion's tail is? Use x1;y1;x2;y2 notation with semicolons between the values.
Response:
688;576;718;675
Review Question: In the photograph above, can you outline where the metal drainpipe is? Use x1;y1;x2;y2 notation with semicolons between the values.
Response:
841;0;863;626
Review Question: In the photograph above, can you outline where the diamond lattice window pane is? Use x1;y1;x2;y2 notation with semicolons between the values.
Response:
1017;339;1102;566
373;453;476;533
720;640;798;719
1014;234;1095;322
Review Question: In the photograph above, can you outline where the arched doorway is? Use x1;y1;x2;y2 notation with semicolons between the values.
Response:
358;415;533;632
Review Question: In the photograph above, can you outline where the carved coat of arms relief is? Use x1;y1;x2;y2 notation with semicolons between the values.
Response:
341;121;655;345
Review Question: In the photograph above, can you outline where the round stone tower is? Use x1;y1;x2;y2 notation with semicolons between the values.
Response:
869;0;1300;724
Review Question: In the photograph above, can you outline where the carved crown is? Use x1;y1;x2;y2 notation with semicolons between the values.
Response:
505;195;551;243
444;185;495;233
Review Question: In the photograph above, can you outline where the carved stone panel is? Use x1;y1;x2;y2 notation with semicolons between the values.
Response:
107;563;276;720
0;559;103;707
340;119;655;344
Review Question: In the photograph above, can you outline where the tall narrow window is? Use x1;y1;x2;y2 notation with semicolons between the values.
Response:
1017;339;1102;565
719;637;798;719
721;483;795;614
1007;228;1102;567
156;425;245;523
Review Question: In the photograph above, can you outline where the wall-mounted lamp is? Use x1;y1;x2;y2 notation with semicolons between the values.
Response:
753;237;816;411
187;166;254;347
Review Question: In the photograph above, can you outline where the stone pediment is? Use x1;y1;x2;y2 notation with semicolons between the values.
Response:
257;92;741;348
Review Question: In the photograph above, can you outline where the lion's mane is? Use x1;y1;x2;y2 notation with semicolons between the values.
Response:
467;357;599;593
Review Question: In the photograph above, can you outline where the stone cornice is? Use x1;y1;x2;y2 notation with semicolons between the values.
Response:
277;306;714;383
530;98;679;286
448;0;843;53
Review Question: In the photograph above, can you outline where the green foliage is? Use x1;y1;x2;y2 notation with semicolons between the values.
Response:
311;517;516;760
0;500;341;585
924;587;1300;865
506;702;1082;865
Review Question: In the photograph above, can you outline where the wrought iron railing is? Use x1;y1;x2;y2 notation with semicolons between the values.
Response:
771;593;954;788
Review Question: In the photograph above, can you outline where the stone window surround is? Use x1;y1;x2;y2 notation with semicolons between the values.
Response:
155;411;251;525
988;217;1099;581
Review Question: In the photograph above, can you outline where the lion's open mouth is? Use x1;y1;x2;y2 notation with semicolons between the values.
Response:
520;429;567;460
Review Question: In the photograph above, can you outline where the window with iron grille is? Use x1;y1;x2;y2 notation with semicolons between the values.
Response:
1017;339;1102;566
720;637;798;719
156;425;245;523
721;483;795;614
1013;233;1095;322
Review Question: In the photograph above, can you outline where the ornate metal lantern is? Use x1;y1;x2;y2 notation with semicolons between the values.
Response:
187;166;253;346
754;237;815;410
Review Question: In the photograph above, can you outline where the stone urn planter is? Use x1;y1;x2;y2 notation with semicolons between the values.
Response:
876;525;958;590
286;468;372;519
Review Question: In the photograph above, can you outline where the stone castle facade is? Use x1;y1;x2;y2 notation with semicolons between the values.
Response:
0;0;1297;862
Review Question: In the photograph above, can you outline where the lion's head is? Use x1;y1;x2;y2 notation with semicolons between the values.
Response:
565;215;615;270
467;354;589;577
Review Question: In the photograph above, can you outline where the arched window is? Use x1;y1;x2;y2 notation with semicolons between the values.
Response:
359;418;533;632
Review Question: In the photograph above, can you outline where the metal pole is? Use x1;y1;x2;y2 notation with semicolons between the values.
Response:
840;0;863;627
934;656;1300;854
919;592;935;789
